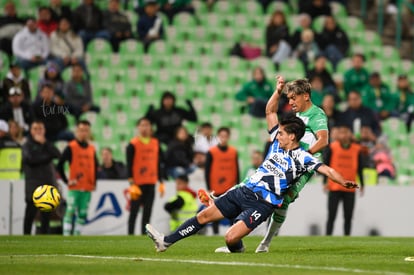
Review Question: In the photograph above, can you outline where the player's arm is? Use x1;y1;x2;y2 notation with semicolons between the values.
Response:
308;129;329;154
266;75;285;131
56;146;71;184
316;164;359;189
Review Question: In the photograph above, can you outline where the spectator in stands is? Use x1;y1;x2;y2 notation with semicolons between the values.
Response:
49;0;72;23
300;0;331;20
310;76;328;107
360;72;395;120
97;147;127;179
103;0;132;52
290;13;312;50
235;66;274;118
265;10;291;69
63;64;100;121
317;16;349;70
12;18;50;73
293;29;320;71
8;120;25;145
371;136;396;179
50;17;88;75
244;149;263;179
145;91;197;145
160;0;196;25
0;1;25;58
321;94;341;139
166;125;196;179
343;53;369;96
193;122;218;168
37;6;58;36
0;87;33;133
1;62;31;105
341;90;381;137
137;0;165;53
395;74;414;132
32;83;74;142
306;54;337;96
205;126;239;235
72;0;110;48
37;62;65;103
22;120;61;235
164;174;198;233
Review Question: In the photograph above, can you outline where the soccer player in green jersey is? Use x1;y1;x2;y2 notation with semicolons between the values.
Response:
255;77;329;253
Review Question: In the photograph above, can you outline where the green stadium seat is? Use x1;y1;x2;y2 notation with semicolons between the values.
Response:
279;58;305;80
172;13;198;27
330;2;347;17
336;58;352;74
147;40;172;55
312;16;326;33
86;38;113;54
266;1;290;15
399;59;414;75
119;39;144;55
338;16;365;33
212;1;237;14
237;1;263;16
0;51;10;79
192;0;209;14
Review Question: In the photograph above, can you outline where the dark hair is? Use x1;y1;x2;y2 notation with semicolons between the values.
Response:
217;127;231;135
353;53;366;62
334;120;352;130
38;6;50;12
279;113;306;142
136;117;151;126
176;174;189;183
40;83;54;91
161;91;176;102
77;119;91;127
200;122;213;128
284;78;312;96
101;147;113;153
31;119;45;126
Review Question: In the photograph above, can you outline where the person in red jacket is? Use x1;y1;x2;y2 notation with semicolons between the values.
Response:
37;6;58;36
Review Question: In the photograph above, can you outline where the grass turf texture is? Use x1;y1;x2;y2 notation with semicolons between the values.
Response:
0;236;413;275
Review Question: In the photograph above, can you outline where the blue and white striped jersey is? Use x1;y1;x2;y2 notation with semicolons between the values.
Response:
245;125;322;206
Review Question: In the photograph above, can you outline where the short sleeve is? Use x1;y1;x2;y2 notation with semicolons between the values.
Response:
268;124;279;141
302;152;323;172
308;112;329;132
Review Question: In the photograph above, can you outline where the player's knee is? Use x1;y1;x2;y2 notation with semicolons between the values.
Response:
196;211;209;225
224;231;240;246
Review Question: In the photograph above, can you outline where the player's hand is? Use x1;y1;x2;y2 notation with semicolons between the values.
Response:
275;75;285;94
129;184;142;200
343;181;359;189
158;182;165;198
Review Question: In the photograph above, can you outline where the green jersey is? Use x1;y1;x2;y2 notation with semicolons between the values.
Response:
296;104;329;157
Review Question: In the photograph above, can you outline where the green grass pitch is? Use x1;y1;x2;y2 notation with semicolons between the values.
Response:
0;236;413;274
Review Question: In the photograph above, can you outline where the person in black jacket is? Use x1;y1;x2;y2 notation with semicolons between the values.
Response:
22;120;61;235
137;0;165;52
317;16;349;70
0;87;33;134
49;0;72;23
32;83;74;142
97;147;127;179
145;91;197;145
71;0;110;48
341;91;382;137
165;125;196;179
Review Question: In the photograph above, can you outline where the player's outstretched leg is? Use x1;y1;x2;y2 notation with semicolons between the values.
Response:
255;204;288;253
255;171;314;253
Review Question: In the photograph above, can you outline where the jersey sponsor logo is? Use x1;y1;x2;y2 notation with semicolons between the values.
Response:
178;225;196;236
263;162;284;178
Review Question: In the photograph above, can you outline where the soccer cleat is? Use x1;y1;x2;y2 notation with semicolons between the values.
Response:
255;243;269;253
214;246;245;253
198;189;213;207
145;224;170;252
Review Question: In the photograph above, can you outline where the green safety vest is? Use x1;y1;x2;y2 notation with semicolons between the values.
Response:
169;190;198;232
0;147;22;180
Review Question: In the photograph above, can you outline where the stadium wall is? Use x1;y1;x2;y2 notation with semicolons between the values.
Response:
0;180;412;237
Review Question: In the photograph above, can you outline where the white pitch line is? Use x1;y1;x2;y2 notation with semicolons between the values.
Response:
3;254;408;275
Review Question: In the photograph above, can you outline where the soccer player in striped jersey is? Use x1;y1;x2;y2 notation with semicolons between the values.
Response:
146;76;357;253
255;78;329;253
